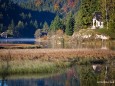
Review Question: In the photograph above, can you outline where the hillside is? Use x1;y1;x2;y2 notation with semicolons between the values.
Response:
0;0;115;38
0;0;56;37
11;0;81;15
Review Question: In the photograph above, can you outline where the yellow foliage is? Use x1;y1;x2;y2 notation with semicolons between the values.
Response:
56;29;64;36
54;3;59;10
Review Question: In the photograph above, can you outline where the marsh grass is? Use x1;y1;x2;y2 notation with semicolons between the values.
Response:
0;59;69;75
0;49;115;75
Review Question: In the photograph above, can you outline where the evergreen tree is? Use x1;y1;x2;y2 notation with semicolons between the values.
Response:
98;0;115;38
74;0;100;29
28;12;32;18
7;19;15;36
50;15;63;32
14;21;24;37
0;24;3;32
65;13;75;36
17;21;24;28
20;12;26;19
42;22;49;33
33;20;38;28
30;20;34;25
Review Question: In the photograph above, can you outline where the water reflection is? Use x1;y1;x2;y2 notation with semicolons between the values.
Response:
0;63;114;86
0;38;115;50
0;67;79;86
0;38;35;44
46;39;115;50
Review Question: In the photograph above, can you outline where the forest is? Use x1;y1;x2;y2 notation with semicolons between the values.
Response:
0;0;115;38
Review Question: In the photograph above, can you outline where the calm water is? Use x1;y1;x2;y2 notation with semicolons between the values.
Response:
0;38;35;44
0;64;115;86
0;38;115;50
0;67;80;86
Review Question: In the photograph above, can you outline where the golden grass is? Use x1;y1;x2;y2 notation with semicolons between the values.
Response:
0;49;115;74
0;49;115;61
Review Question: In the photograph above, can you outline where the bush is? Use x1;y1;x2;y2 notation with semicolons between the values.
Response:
96;28;115;39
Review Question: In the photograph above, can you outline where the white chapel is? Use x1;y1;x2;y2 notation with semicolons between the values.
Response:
92;12;104;29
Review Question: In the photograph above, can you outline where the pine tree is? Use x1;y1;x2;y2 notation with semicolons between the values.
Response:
42;22;49;33
74;0;100;29
50;15;62;32
17;21;24;28
7;19;15;36
28;12;32;18
65;13;75;36
14;21;24;37
33;20;38;28
0;24;3;32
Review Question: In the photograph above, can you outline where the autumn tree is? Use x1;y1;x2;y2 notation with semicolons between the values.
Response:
34;29;41;38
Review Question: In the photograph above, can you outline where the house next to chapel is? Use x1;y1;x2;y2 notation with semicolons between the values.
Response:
92;12;104;29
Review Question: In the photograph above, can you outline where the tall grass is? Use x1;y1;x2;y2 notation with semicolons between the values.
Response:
0;49;115;60
0;59;69;75
0;49;115;74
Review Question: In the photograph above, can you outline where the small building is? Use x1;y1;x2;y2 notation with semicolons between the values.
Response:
92;12;104;29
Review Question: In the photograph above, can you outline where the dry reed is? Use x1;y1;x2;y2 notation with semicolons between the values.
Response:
0;49;115;74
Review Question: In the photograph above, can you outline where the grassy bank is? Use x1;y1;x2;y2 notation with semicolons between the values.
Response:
0;49;115;75
0;60;69;75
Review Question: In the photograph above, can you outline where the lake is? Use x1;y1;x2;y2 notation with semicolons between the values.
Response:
0;64;114;86
0;38;35;44
0;38;115;50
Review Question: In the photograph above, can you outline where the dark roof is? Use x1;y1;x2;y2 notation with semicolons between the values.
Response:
93;12;102;21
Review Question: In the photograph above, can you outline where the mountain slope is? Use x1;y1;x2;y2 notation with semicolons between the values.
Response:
0;0;56;37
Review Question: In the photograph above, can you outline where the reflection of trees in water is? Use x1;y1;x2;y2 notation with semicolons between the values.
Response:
77;65;97;86
0;51;11;86
77;61;115;86
49;37;112;49
0;63;114;86
3;67;80;86
66;67;80;86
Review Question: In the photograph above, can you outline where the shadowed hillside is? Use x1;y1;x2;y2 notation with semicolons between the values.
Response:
0;0;56;37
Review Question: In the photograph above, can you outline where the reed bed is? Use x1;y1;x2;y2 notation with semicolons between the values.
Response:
0;49;115;74
0;59;69;75
0;49;115;61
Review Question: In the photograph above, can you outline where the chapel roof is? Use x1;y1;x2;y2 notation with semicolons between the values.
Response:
93;12;103;21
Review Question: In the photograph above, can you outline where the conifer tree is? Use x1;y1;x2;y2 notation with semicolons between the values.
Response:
42;22;49;33
74;0;100;29
7;19;15;36
50;15;62;32
33;20;38;28
65;13;75;36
